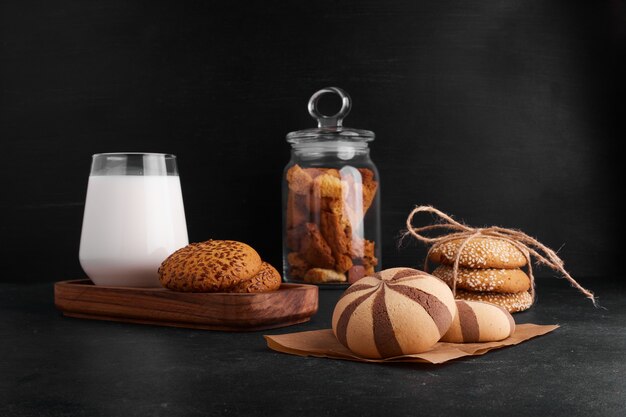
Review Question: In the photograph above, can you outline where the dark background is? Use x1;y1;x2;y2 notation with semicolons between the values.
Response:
1;0;623;283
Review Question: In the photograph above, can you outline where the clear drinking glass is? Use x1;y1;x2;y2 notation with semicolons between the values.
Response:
79;153;189;287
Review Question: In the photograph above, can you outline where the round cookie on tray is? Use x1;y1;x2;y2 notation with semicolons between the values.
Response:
159;240;264;292
229;262;282;293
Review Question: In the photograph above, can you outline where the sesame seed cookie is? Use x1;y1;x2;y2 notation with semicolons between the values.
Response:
432;265;530;293
159;240;263;292
228;262;282;293
428;237;527;269
455;289;533;313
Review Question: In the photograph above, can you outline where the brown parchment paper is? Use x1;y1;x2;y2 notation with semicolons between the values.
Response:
264;323;558;364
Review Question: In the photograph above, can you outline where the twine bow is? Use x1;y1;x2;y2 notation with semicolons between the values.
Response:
402;205;597;307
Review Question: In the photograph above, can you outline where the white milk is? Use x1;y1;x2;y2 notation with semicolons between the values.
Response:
79;175;189;287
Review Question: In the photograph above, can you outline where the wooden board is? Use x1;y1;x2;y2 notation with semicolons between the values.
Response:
54;279;318;331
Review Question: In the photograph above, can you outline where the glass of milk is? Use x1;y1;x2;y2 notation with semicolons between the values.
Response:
79;153;189;287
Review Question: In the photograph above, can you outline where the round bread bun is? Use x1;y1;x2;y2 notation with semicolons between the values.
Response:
455;289;533;313
441;300;515;343
159;240;263;292
228;262;282;293
428;237;527;269
332;267;456;359
432;265;530;293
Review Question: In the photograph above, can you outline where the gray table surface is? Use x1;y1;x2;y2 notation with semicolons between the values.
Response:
1;277;624;417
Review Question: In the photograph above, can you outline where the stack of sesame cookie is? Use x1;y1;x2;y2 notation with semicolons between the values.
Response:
429;237;533;313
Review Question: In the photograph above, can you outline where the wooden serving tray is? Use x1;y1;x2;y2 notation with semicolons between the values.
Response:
54;279;318;331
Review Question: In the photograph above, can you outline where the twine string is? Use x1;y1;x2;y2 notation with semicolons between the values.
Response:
403;205;597;307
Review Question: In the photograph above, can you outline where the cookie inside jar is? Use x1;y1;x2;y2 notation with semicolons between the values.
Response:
284;164;379;285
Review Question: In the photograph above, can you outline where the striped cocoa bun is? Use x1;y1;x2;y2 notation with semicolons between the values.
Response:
331;267;457;359
441;300;516;343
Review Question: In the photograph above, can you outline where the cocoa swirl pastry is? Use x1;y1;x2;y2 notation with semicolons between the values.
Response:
441;300;515;343
159;240;263;292
331;267;456;359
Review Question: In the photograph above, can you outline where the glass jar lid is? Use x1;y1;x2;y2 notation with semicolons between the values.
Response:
286;87;375;144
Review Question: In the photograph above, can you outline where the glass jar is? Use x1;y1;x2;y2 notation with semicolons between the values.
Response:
282;87;381;287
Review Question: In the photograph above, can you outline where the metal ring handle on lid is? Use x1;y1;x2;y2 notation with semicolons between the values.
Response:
308;87;352;128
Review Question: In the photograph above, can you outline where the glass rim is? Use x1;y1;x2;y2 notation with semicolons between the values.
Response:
92;152;177;158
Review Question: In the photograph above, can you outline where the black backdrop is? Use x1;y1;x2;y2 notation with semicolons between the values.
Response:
1;1;623;283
